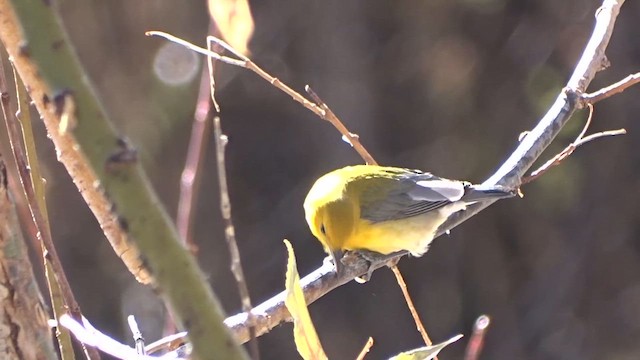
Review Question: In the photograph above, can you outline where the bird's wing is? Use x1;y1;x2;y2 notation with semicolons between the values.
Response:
358;170;466;223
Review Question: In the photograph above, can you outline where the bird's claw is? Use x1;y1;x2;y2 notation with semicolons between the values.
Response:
348;250;401;283
327;250;402;282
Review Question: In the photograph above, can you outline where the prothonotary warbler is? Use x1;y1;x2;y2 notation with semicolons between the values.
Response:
303;165;515;275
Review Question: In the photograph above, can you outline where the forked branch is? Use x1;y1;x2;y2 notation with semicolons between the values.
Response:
223;0;627;343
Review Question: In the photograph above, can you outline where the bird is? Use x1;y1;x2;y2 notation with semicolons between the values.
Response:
303;165;516;275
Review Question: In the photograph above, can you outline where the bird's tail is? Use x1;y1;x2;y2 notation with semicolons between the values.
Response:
461;184;517;203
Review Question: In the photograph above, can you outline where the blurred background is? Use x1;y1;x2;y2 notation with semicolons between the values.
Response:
11;0;640;359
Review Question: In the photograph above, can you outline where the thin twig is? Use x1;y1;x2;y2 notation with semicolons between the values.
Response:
522;104;626;184
145;331;188;355
205;29;259;359
170;23;217;340
146;31;247;67
0;57;100;360
60;315;182;360
463;315;490;360
305;86;377;165
390;265;434;354
146;31;377;165
355;337;374;360
581;71;640;104
127;315;146;355
213;117;259;359
145;31;318;113
176;69;213;254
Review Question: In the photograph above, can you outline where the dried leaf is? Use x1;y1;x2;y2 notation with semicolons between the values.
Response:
208;0;254;55
389;334;463;360
284;240;328;360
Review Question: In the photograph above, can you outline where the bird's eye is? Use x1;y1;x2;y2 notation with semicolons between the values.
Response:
320;224;326;235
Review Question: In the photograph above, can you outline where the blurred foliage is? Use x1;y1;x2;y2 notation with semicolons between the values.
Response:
10;0;640;359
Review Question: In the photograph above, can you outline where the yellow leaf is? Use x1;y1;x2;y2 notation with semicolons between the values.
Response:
389;334;463;360
284;240;328;360
208;0;254;55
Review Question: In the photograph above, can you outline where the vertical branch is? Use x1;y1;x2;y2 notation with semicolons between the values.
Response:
176;42;215;253
12;64;77;360
355;337;374;360
0;58;56;360
213;116;259;359
390;266;435;356
464;315;490;360
0;54;99;360
171;23;217;337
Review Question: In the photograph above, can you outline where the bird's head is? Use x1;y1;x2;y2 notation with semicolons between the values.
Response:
304;171;355;275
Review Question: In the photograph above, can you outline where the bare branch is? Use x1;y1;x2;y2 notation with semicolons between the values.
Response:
176;67;214;254
127;316;146;355
305;86;377;165
214;116;259;358
522;104;626;183
355;337;374;360
206;29;260;358
146;31;247;67
582;71;640;104
0;54;100;360
10;61;77;360
146;31;378;166
390;266;434;353
223;0;627;344
464;315;490;360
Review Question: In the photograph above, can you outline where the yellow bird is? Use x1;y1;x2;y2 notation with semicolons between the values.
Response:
303;165;515;274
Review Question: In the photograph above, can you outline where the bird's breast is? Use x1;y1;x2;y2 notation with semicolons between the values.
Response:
342;203;456;256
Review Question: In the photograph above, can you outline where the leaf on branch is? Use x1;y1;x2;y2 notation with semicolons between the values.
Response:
388;334;463;360
208;0;254;55
284;239;328;360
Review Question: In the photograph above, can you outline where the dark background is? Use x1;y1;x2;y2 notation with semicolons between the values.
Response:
22;0;640;359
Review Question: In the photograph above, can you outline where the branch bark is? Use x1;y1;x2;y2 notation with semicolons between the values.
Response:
0;158;57;360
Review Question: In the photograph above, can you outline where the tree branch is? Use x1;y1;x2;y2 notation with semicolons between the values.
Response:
223;0;626;343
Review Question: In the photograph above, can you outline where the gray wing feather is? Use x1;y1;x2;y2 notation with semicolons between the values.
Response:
409;179;465;201
359;171;462;223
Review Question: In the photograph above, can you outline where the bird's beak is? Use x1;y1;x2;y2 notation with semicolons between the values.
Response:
331;249;345;276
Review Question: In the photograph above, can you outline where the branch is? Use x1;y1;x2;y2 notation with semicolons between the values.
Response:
389;265;434;351
522;104;626;184
146;31;377;165
464;315;490;360
176;63;214;254
581;71;640;104
1;50;97;359
355;337;374;360
213;116;259;358
223;0;626;343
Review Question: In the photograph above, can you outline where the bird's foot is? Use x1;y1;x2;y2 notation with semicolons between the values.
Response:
347;250;402;283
